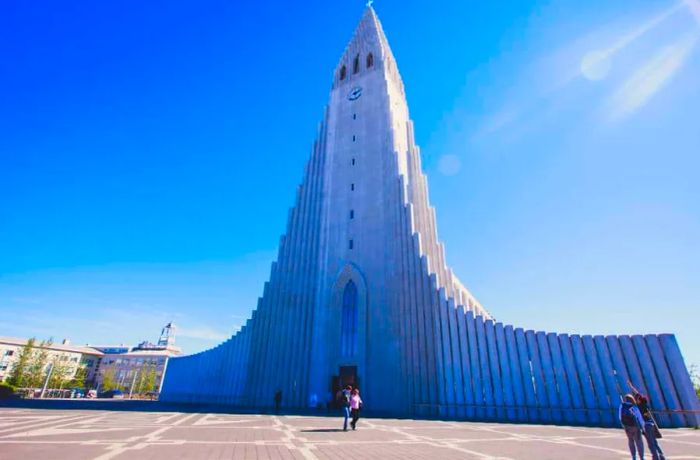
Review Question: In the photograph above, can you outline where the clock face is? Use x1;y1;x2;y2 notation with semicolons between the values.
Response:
348;86;363;101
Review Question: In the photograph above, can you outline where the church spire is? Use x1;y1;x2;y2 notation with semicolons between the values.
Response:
333;4;402;90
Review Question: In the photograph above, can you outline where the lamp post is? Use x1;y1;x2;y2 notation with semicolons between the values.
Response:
40;363;54;399
129;370;139;399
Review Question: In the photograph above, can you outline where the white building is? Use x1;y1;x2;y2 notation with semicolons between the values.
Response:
0;337;102;385
1;323;181;394
91;323;181;393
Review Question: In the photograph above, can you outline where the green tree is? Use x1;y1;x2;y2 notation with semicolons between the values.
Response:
48;354;72;390
137;363;157;394
26;339;52;388
69;367;87;389
689;364;700;399
7;337;36;387
101;368;117;392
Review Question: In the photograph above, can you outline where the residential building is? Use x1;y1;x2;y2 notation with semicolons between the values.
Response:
0;337;102;386
0;323;181;394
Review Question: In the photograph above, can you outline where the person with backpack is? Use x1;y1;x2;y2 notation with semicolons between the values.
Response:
340;385;352;431
631;384;666;460
619;393;646;460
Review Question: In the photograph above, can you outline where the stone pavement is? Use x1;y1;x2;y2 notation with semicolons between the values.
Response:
1;408;699;459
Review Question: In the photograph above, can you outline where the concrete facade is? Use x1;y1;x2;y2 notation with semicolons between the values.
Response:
159;7;700;427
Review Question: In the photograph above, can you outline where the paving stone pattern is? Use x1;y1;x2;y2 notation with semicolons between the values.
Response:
1;409;699;459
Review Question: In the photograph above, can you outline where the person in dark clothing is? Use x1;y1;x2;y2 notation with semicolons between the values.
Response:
274;389;282;414
630;382;666;460
619;393;646;460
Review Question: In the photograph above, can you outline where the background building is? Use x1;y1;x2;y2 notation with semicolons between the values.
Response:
91;323;181;393
0;337;102;387
0;323;181;395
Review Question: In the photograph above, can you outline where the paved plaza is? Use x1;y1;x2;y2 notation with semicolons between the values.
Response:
0;408;699;459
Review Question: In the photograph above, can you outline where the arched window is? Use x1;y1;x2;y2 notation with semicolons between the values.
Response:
340;280;358;356
366;53;374;68
339;65;347;81
353;55;360;74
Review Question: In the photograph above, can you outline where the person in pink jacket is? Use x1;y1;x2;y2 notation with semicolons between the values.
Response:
349;388;363;430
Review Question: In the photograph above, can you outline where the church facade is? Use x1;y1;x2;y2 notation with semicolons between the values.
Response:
160;7;699;427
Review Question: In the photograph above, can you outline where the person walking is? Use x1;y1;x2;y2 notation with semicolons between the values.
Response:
619;393;646;460
274;389;282;414
349;388;363;430
340;385;352;431
630;382;665;460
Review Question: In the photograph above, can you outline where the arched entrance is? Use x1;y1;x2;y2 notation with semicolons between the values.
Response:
327;264;368;405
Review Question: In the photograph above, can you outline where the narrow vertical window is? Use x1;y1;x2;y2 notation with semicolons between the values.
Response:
351;158;355;166
352;135;356;142
353;55;360;74
340;280;358;356
350;183;355;191
353;113;356;120
339;65;347;81
350;210;354;219
366;53;374;68
348;239;354;250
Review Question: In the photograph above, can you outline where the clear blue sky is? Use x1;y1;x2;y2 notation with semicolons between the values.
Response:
1;1;698;367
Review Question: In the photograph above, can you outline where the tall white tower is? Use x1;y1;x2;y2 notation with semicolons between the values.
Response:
305;6;488;412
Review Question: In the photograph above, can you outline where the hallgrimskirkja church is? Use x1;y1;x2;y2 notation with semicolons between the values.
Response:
160;6;700;427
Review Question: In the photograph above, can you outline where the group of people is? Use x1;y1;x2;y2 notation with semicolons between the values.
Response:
337;385;363;431
279;379;667;454
273;385;364;432
618;384;665;460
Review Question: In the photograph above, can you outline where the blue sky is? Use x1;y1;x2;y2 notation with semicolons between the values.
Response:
1;1;698;367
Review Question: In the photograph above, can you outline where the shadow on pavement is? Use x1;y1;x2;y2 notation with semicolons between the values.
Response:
300;428;345;432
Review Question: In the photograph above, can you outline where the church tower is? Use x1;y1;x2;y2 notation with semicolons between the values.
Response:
160;6;700;427
306;6;488;413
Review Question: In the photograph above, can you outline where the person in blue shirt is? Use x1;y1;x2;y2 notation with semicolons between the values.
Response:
619;393;646;460
630;383;666;460
340;385;352;431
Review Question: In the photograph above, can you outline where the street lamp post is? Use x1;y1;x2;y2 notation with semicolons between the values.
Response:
129;371;139;399
40;363;54;399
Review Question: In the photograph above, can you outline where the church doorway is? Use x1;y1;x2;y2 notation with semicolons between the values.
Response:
330;365;359;408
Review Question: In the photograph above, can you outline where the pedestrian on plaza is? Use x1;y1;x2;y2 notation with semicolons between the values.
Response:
326;391;333;413
629;382;665;460
619;393;646;460
274;389;282;414
340;385;352;431
349;388;363;431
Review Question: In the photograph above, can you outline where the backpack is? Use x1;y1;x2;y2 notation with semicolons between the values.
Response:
620;403;637;427
336;390;350;406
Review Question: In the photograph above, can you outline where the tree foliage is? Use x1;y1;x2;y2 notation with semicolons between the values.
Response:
70;367;87;389
689;364;700;399
7;337;36;387
101;368;118;392
48;354;73;389
136;363;158;394
26;339;52;388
